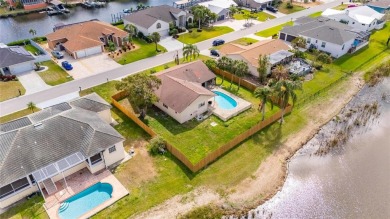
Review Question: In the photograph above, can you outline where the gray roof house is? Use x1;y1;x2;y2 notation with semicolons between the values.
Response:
123;5;193;37
279;16;365;58
0;93;126;208
0;44;35;75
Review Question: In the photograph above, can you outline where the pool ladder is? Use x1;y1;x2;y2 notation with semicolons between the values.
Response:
58;202;69;212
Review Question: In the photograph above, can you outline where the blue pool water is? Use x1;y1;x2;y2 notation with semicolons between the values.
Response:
213;91;237;110
58;182;113;219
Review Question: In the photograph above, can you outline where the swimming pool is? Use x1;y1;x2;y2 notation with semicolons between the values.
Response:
213;91;237;110
58;182;113;219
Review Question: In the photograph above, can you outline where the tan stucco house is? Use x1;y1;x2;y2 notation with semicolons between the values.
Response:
0;93;126;208
154;61;216;124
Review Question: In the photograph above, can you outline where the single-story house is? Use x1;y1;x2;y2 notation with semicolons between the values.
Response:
0;93;126;208
154;60;216;124
279;16;367;58
198;0;237;21
0;44;35;75
219;39;293;76
46;20;128;59
123;5;193;37
234;0;273;9
322;6;385;32
6;0;46;10
367;0;390;13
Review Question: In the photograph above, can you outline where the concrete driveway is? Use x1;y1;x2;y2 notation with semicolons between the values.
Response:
58;53;121;79
18;70;51;94
159;36;184;52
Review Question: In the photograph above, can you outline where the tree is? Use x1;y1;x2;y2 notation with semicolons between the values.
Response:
29;29;37;39
273;80;302;124
107;40;116;52
136;3;144;11
182;44;199;61
271;65;289;81
149;136;166;155
208;13;218;26
257;54;269;84
216;56;233;84
234;60;249;91
291;36;306;48
124;24;137;44
254;86;274;121
317;52;332;64
229;5;238;17
150;32;161;51
27;102;36;113
116;73;161;119
193;7;205;29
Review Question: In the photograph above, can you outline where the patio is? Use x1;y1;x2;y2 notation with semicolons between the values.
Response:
44;167;128;219
210;88;252;121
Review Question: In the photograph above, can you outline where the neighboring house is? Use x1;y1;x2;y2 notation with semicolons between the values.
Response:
154;61;216;124
0;93;125;209
279;16;369;57
219;39;293;77
6;0;46;10
322;6;385;31
234;0;273;10
0;44;35;75
46;20;128;59
198;0;237;21
123;5;193;37
367;0;390;13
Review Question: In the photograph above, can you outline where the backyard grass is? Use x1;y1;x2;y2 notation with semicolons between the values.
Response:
115;38;167;65
0;81;25;102
333;23;390;72
0;196;47;219
0;107;39;123
255;21;293;37
38;60;73;86
308;11;322;18
277;2;306;14
24;44;40;54
177;26;234;44
233;9;276;21
333;4;348;10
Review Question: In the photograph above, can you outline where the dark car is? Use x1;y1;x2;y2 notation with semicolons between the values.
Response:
51;51;64;59
61;61;73;70
210;49;220;57
266;6;278;13
212;39;225;46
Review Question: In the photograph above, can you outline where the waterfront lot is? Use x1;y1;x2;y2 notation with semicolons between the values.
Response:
177;26;234;44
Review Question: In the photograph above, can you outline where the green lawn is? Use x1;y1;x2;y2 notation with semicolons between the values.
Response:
277;2;306;14
177;26;234;44
0;107;40;124
0;81;25;102
334;23;390;72
233;9;276;21
255;21;293;37
24;44;40;54
115;38;166;65
38;60;73;86
333;4;348;10
211;37;258;50
308;11;322;18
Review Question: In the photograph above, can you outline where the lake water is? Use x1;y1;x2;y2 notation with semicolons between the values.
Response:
246;79;390;218
0;0;175;43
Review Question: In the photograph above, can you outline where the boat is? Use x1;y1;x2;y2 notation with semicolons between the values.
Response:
47;6;63;15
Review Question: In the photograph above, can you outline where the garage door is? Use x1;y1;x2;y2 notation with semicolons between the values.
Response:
279;33;286;40
156;29;169;37
76;46;102;59
286;35;296;42
9;61;34;74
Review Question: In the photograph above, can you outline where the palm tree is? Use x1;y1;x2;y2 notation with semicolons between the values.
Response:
193;7;205;29
136;3;144;11
229;5;238;17
182;44;199;61
229;60;240;89
216;56;232;85
124;24;137;45
27;102;36;113
257;54;269;84
150;32;161;52
234;60;249;91
254;86;274;121
271;65;288;81
28;29;37;43
273;80;302;124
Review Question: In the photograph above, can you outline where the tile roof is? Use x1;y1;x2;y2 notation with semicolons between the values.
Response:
0;94;123;187
70;93;111;112
46;21;128;53
367;0;390;8
0;46;35;68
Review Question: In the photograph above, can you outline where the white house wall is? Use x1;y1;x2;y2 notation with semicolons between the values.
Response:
147;20;170;37
0;185;38;208
102;141;126;167
303;36;354;58
9;61;35;74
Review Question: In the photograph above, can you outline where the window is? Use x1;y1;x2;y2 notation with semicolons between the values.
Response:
29;175;36;185
0;177;30;199
306;38;311;44
369;24;371;27
315;40;318;43
342;44;345;50
90;153;102;165
321;42;326;48
156;23;161;29
362;24;365;26
109;146;116;153
198;102;205;108
352;22;355;24
163;103;168;108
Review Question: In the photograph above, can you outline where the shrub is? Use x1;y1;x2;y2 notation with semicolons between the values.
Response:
317;52;332;64
313;62;323;70
150;69;157;74
164;64;169;69
197;28;202;32
286;2;294;8
137;31;144;39
7;39;29;46
272;34;278;39
148;136;166;155
188;29;193;33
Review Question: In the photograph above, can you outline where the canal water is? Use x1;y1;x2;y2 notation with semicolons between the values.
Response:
0;0;175;43
247;78;390;218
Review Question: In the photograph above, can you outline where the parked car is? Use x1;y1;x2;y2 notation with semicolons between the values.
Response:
61;61;73;70
266;6;278;13
212;39;225;46
51;51;64;59
210;50;220;57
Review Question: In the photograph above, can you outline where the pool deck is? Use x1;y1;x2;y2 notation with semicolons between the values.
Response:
210;88;252;121
44;168;129;219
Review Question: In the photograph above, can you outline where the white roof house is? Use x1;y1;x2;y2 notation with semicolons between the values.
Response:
322;6;385;31
198;0;237;20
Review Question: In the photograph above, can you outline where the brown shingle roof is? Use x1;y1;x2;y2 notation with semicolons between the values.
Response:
46;21;128;53
220;39;291;67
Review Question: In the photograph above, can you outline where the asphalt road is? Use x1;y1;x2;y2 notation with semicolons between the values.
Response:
0;0;343;116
